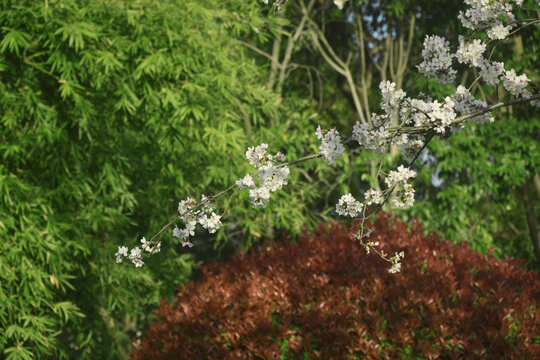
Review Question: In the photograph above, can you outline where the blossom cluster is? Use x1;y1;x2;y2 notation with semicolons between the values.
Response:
388;251;405;273
417;34;535;106
478;61;533;100
315;126;345;165
351;81;409;153
334;165;416;220
477;58;505;86
385;165;415;188
430;98;459;133
239;144;290;208
503;69;531;97
352;117;390;153
334;188;384;218
416;0;540;108
335;193;363;217
173;195;223;248
349;82;454;159
455;36;486;66
458;0;523;40
348;81;467;170
451;85;493;125
380;81;406;115
386;166;416;209
417;35;456;84
364;188;383;206
115;237;161;267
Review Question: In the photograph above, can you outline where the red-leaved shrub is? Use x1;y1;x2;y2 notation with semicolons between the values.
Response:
131;213;540;359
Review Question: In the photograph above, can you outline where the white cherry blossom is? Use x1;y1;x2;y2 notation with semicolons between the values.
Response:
335;193;363;217
316;126;345;165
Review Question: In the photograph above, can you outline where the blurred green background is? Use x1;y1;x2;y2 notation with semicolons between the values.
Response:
0;0;538;358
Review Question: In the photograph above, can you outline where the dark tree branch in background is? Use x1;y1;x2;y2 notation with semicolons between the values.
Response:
521;179;540;268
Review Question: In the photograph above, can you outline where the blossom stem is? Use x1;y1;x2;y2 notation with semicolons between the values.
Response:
276;153;322;167
149;216;181;243
452;93;540;125
388;93;540;133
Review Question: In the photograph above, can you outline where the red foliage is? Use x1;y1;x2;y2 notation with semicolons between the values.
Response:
131;213;540;359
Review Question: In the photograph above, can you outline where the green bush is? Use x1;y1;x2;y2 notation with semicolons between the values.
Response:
0;0;324;358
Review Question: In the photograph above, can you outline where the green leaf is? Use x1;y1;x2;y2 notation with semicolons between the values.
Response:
4;345;34;360
52;301;85;323
0;29;31;55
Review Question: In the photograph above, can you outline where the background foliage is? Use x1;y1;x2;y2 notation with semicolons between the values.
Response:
1;0;538;358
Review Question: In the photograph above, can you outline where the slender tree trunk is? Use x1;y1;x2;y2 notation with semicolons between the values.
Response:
533;173;540;197
268;32;282;91
276;0;315;95
521;179;540;267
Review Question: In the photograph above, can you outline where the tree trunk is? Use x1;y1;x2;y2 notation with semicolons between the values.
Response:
267;32;282;91
521;179;540;267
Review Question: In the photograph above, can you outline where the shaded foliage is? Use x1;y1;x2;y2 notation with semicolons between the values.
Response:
132;213;540;359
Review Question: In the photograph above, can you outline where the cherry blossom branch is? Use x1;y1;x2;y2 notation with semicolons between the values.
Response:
116;87;538;268
392;93;540;133
452;93;540;125
115;0;540;272
148;216;181;244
